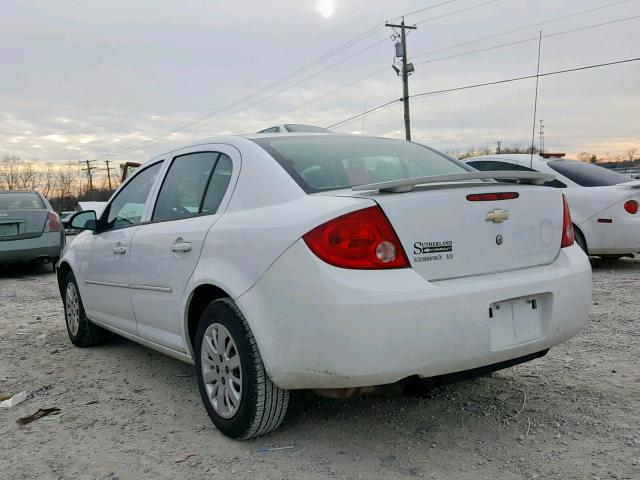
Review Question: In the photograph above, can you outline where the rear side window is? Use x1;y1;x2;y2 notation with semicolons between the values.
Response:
548;160;629;187
153;152;232;222
252;136;470;193
201;154;232;214
0;192;44;210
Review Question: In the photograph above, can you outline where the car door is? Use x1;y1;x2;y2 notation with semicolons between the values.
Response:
81;161;163;334
129;146;237;352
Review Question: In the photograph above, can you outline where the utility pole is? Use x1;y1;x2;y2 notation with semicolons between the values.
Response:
386;17;416;141
79;160;97;198
539;120;545;154
104;160;115;191
495;140;502;154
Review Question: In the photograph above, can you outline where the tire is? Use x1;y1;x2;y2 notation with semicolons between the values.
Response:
195;298;289;439
574;227;588;254
63;272;108;347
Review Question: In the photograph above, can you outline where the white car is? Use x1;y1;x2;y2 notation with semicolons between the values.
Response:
465;155;640;259
58;135;591;439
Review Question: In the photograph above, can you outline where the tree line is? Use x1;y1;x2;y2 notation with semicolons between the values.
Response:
447;144;639;168
0;156;121;212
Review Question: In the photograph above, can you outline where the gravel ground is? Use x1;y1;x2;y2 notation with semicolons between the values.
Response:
1;253;639;480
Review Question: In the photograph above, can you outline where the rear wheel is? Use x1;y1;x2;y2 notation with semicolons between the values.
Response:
195;298;289;439
63;272;108;347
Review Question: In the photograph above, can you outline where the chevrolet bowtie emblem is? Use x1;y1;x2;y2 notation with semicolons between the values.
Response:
486;208;509;223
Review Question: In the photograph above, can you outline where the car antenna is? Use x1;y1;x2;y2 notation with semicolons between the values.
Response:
529;31;542;169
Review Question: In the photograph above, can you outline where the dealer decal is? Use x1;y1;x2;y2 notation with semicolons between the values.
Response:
413;240;454;262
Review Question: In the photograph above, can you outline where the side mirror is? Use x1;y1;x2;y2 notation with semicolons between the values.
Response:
69;210;98;231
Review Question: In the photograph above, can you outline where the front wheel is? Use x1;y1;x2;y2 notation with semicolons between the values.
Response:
195;298;289;439
63;272;108;347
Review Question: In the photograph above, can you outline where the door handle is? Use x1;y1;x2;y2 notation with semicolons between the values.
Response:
113;246;127;255
171;242;192;253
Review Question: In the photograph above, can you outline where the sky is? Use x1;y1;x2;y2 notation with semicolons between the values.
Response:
1;0;639;175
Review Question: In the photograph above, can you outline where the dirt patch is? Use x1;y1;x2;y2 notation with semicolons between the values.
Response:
1;257;639;479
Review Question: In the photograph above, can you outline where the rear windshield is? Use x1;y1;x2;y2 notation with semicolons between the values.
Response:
252;136;471;193
548;160;629;187
0;192;44;210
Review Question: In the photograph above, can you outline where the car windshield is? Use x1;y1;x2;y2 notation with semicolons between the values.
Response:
0;192;44;209
252;136;471;193
548;160;630;187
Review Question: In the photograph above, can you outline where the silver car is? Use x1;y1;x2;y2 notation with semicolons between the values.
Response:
0;191;65;270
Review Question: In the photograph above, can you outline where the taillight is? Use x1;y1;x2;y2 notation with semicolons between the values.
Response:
561;194;574;248
303;206;409;269
624;200;638;214
44;212;61;232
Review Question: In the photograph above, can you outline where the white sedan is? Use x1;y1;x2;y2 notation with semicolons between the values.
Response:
58;134;591;439
465;154;640;259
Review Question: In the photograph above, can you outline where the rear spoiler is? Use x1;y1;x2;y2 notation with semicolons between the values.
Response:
352;171;556;193
617;180;640;188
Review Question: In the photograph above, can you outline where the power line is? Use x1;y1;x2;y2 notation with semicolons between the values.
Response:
327;98;402;128
327;56;640;128
396;0;461;19
190;36;391;134
415;14;640;66
412;0;636;61
107;23;388;156
268;13;640;125
109;1;509;156
263;1;510;123
414;0;504;25
410;56;640;99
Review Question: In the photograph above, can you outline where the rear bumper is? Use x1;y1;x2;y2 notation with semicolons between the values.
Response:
0;232;64;264
237;241;592;390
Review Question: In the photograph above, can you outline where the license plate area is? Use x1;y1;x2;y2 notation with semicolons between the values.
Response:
0;223;18;237
489;294;548;350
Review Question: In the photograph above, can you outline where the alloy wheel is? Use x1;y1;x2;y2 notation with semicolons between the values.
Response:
65;282;80;336
201;323;242;419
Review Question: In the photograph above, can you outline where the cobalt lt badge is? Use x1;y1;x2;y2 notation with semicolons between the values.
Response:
496;234;504;245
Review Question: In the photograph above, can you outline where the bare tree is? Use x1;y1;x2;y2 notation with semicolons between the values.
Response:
626;148;638;162
577;152;597;163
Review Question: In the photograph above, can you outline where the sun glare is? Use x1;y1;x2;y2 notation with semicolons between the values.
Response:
316;0;335;19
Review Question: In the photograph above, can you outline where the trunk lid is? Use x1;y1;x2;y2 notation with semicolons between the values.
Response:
0;208;48;241
324;183;564;281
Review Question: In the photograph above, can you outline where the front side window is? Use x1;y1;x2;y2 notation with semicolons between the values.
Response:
152;152;232;222
252;136;471;193
103;162;162;230
548;160;629;187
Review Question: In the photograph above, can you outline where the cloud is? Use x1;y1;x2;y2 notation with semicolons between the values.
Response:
0;0;638;165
